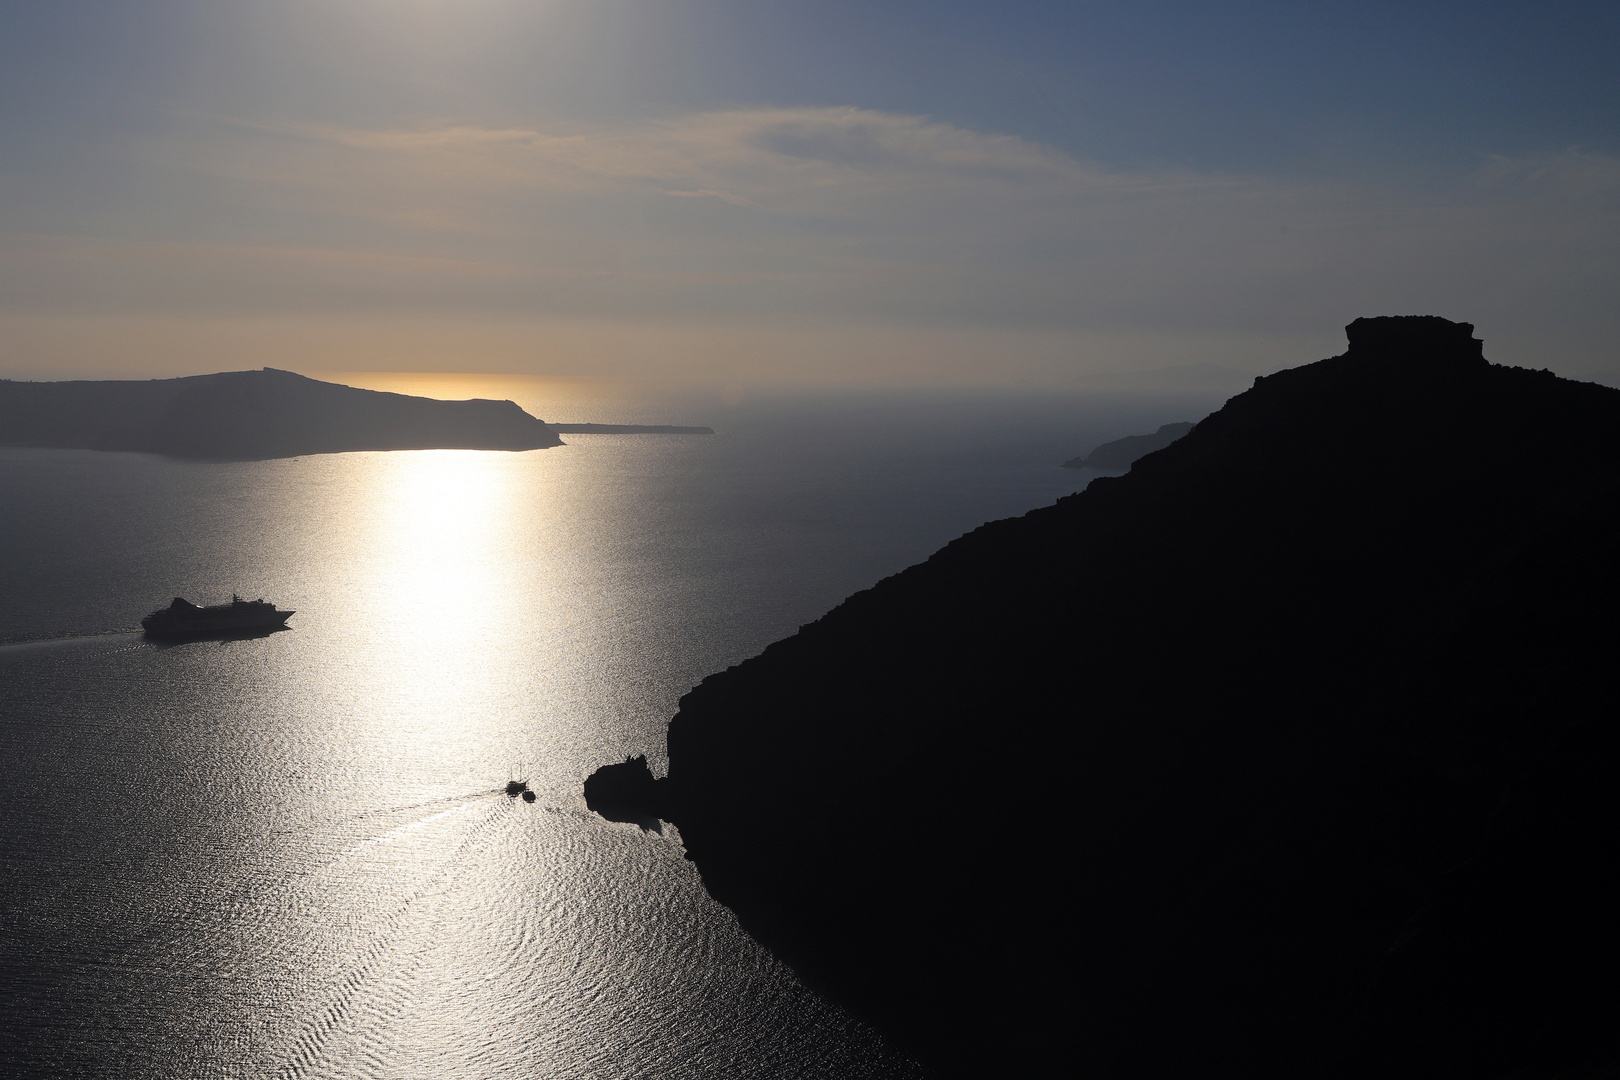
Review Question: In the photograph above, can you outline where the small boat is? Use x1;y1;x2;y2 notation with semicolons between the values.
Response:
505;780;530;797
141;595;294;639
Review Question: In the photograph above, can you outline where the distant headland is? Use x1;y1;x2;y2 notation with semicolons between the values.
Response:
1063;420;1195;469
0;368;714;460
588;316;1620;1079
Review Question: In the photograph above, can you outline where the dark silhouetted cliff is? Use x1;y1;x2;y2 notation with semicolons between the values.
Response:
1063;419;1194;469
597;317;1620;1079
0;368;562;459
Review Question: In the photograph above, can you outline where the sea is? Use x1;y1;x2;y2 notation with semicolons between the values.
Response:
0;379;1223;1079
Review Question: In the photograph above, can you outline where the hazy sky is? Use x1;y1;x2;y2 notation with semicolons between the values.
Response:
2;1;1616;383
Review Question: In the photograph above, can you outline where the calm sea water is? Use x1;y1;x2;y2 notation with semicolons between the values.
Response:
0;386;1215;1079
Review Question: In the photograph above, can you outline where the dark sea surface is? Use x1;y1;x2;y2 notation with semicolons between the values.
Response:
0;386;1218;1079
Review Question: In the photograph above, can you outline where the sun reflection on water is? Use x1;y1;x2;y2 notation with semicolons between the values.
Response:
363;449;520;640
303;448;567;780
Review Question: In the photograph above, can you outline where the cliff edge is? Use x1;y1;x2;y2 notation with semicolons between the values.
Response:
599;317;1620;1078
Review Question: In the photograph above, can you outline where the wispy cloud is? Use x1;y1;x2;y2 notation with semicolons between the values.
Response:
1473;149;1620;194
177;108;1135;221
3;109;1617;380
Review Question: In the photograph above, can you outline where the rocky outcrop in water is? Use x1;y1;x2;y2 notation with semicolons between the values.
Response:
583;755;673;828
0;368;563;459
591;316;1620;1079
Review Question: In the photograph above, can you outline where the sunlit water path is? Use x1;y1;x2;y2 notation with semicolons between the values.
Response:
0;389;1208;1078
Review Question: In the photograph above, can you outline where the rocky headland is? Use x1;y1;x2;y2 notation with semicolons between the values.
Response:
587;316;1620;1079
0;368;563;460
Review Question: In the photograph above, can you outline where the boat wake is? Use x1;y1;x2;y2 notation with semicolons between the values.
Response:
0;629;141;651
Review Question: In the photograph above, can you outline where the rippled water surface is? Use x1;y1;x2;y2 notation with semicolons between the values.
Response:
0;386;1206;1078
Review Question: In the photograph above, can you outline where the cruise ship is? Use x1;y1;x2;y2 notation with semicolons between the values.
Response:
141;595;294;638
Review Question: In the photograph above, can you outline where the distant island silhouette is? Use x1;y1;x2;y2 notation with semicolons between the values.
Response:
0;368;563;460
1063;419;1195;469
587;316;1620;1079
0;368;717;460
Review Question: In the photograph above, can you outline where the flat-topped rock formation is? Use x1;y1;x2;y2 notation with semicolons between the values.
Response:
590;316;1620;1079
0;368;563;460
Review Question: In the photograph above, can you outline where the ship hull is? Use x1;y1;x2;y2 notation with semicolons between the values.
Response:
141;612;294;638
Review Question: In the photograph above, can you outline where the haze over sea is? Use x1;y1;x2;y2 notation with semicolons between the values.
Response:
0;381;1215;1079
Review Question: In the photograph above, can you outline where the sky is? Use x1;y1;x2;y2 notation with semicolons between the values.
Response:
1;0;1616;384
